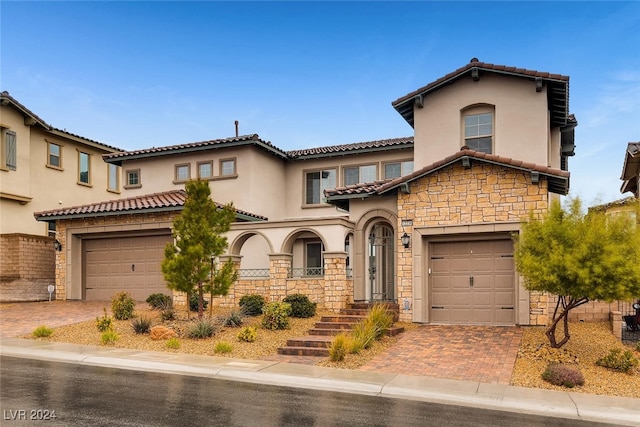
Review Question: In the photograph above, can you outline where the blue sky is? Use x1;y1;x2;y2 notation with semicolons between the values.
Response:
1;1;638;205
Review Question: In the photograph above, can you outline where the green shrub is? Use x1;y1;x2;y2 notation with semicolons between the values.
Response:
239;294;266;316
283;293;317;318
541;363;585;388
101;329;119;345
96;308;113;332
131;316;152;334
221;310;244;327
146;293;172;310
111;291;136;320
596;348;639;373
189;293;209;312
351;320;378;350
636;342;640;352
165;337;181;349
367;303;394;339
261;301;291;330
237;326;258;342
160;305;176;321
214;341;233;354
329;333;351;362
187;319;217;339
32;325;53;338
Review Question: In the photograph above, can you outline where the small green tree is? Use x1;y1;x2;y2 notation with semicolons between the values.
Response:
514;197;640;348
161;180;237;320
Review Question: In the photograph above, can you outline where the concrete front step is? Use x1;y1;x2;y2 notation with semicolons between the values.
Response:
286;336;333;348
314;321;358;330
320;315;364;323
277;346;330;357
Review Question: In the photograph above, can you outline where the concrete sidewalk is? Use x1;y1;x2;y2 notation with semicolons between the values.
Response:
1;337;637;426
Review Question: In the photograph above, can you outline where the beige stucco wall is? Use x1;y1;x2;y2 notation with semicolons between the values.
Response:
1;105;120;236
413;74;554;169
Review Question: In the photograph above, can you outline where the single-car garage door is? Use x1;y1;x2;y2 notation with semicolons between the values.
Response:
429;239;515;325
84;234;172;301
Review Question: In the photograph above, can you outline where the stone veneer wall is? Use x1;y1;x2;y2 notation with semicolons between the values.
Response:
55;212;177;300
0;233;56;302
395;162;549;324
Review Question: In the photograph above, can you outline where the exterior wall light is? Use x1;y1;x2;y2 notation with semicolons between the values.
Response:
401;232;410;249
54;239;62;252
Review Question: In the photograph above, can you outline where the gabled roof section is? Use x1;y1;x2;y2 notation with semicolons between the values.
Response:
391;58;570;128
0;91;121;152
34;190;267;222
103;134;288;165
287;137;413;160
621;142;640;196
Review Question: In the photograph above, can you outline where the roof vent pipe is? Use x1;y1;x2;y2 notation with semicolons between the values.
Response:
235;120;239;137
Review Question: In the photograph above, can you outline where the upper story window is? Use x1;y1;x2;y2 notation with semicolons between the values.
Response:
305;169;336;205
125;169;141;188
384;161;413;180
174;163;190;182
78;151;91;185
220;158;236;176
463;109;493;154
107;163;119;192
344;164;377;186
47;142;62;169
197;161;213;179
1;128;17;171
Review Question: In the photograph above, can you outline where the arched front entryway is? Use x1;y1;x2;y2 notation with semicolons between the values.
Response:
367;222;395;302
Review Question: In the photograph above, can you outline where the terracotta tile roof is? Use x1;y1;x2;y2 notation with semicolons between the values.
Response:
0;91;121;152
34;190;267;222
325;149;571;208
391;58;570;128
103;134;288;164
287;137;413;159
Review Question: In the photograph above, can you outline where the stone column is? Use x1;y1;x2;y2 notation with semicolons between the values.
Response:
610;310;622;341
269;253;292;302
322;251;350;313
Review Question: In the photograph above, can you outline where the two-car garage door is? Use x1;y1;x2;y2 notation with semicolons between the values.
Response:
429;239;515;325
84;234;173;301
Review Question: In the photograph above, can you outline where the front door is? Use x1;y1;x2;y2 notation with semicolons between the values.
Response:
368;223;395;302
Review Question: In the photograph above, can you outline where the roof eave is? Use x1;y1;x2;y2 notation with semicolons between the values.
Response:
291;143;414;161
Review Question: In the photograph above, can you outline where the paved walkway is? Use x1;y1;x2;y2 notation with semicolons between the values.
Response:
1;302;522;385
361;325;523;384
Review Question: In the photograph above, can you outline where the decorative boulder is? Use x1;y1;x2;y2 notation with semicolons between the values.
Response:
150;325;176;340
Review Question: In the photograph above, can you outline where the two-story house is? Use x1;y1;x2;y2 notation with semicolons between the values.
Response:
0;91;121;301
35;59;577;326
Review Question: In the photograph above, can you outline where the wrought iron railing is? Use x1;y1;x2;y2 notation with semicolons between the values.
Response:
621;299;640;343
237;269;270;279
288;267;324;278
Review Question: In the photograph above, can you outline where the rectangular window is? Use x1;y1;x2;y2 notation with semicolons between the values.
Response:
464;112;493;154
48;142;62;168
344;164;377;186
384;161;413;179
108;164;119;192
125;169;140;187
305;169;336;205
175;164;190;182
78;151;90;184
305;242;323;276
47;221;56;238
2;129;17;170
197;161;213;179
220;158;236;176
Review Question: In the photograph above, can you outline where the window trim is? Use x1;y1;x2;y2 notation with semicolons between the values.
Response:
173;163;191;183
46;141;63;170
342;163;378;186
124;169;141;189
383;159;413;180
77;150;92;187
107;163;120;193
219;157;237;177
461;105;495;154
197;160;214;180
303;167;337;207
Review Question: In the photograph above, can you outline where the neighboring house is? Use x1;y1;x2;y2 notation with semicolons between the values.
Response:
621;142;640;198
0;91;121;301
35;58;578;326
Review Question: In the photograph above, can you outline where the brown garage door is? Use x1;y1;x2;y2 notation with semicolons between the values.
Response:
429;239;515;325
84;234;172;301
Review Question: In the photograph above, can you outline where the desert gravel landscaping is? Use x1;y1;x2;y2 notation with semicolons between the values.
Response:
22;306;640;399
